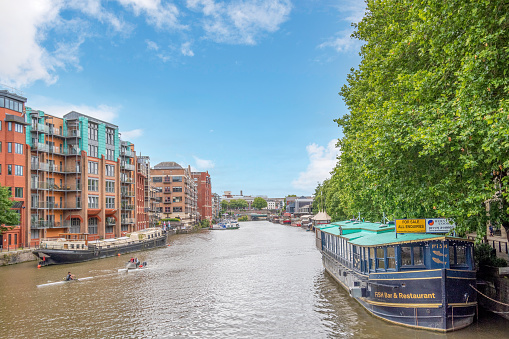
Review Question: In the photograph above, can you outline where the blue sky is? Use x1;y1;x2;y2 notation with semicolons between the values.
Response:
0;0;365;198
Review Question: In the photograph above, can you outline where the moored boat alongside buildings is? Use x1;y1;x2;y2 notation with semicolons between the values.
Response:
33;227;166;266
315;219;477;332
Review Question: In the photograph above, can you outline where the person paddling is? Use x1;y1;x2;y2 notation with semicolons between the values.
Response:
66;272;75;281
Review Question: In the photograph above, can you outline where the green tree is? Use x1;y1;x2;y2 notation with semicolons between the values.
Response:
0;185;20;235
221;200;229;211
252;197;268;210
328;0;509;237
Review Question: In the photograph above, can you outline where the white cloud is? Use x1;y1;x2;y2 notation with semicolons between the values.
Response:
187;0;292;45
318;29;358;53
120;128;144;140
0;0;66;87
116;0;186;30
292;140;340;191
68;0;131;33
181;41;194;56
193;156;215;170
29;99;120;122
146;39;159;51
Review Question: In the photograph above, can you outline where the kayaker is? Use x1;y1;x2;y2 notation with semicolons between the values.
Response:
66;272;74;281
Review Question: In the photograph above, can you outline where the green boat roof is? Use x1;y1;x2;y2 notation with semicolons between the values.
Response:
320;220;472;247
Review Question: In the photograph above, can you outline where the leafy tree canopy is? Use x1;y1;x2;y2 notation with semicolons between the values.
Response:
0;185;20;235
252;197;268;210
325;0;509;237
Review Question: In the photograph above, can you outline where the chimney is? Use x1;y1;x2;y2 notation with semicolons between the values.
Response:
240;190;243;196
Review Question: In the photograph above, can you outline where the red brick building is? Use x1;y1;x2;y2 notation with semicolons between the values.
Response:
192;171;212;222
0;90;29;249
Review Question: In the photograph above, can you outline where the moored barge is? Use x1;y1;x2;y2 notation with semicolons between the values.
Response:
316;220;476;332
33;227;167;266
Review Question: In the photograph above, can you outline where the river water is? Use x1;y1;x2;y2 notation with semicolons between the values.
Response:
0;221;507;338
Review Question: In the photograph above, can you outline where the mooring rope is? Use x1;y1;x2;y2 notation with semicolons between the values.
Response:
470;284;509;307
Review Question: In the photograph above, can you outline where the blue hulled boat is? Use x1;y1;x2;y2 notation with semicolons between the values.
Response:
315;220;476;332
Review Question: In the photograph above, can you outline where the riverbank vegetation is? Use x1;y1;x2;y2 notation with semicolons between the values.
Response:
320;0;509;238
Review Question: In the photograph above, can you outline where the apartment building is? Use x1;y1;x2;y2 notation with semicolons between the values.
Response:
151;162;198;226
25;110;122;242
212;193;221;220
192;171;212;222
0;90;29;249
136;155;150;229
120;140;136;233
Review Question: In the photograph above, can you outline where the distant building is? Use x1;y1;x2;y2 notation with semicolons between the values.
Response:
286;196;314;214
192;171;212;222
151;162;198;226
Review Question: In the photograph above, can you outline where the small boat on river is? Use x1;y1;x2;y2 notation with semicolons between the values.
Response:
33;228;167;266
315;219;476;332
37;276;94;288
210;220;240;230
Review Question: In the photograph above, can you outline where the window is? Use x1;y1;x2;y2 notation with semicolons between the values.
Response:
31;229;39;239
172;196;183;203
88;161;98;174
165;207;171;213
0;141;2;152
106;197;115;209
15;123;23;133
106;127;115;145
413;246;424;265
401;246;424;266
8;122;12;131
152;177;162;183
401;247;412;266
376;247;385;270
88;195;99;208
173;176;182;182
387;247;396;269
88;122;98;141
88;217;98;234
0;97;3;108
88;144;98;157
15;165;23;176
450;245;467;266
105;180;115;193
173;207;182;212
14;187;23;198
0;164;2;174
88;178;99;191
105;164;115;177
70;218;80;233
173;186;182;193
7;142;12;153
15;143;23;154
106;149;115;161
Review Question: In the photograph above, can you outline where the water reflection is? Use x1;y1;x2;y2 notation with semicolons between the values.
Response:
0;221;507;338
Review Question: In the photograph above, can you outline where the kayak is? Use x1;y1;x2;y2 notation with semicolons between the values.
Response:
37;276;93;288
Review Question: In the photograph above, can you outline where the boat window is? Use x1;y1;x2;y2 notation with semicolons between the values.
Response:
387;247;396;269
369;248;375;270
70;244;74;249
353;246;361;271
376;247;385;270
456;246;466;264
413;247;424;265
401;247;412;266
449;246;456;266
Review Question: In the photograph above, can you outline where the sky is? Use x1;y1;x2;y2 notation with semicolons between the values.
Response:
0;0;365;198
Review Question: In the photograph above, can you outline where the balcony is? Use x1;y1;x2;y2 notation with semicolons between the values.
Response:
31;143;80;156
31;123;49;134
164;200;171;204
106;217;116;225
121;218;135;224
121;190;135;197
121;177;134;184
31;202;82;209
64;129;81;138
121;204;134;210
120;148;133;157
31;161;80;173
31;182;81;191
121;163;135;171
31;220;72;229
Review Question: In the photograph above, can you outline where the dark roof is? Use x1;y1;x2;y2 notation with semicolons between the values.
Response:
153;162;182;170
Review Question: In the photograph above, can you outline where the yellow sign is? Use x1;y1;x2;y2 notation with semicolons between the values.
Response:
396;219;425;233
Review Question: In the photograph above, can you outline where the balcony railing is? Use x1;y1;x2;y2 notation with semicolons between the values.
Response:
31;143;80;155
31;182;81;191
64;129;81;138
31;202;82;209
121;218;135;224
121;177;134;184
121;204;134;210
30;220;73;229
121;190;135;197
31;162;81;173
120;148;133;157
121;163;135;171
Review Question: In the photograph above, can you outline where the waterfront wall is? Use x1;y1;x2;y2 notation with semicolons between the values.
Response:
0;249;37;266
477;267;509;319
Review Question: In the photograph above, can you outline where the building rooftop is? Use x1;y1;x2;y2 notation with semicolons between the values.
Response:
153;161;183;170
